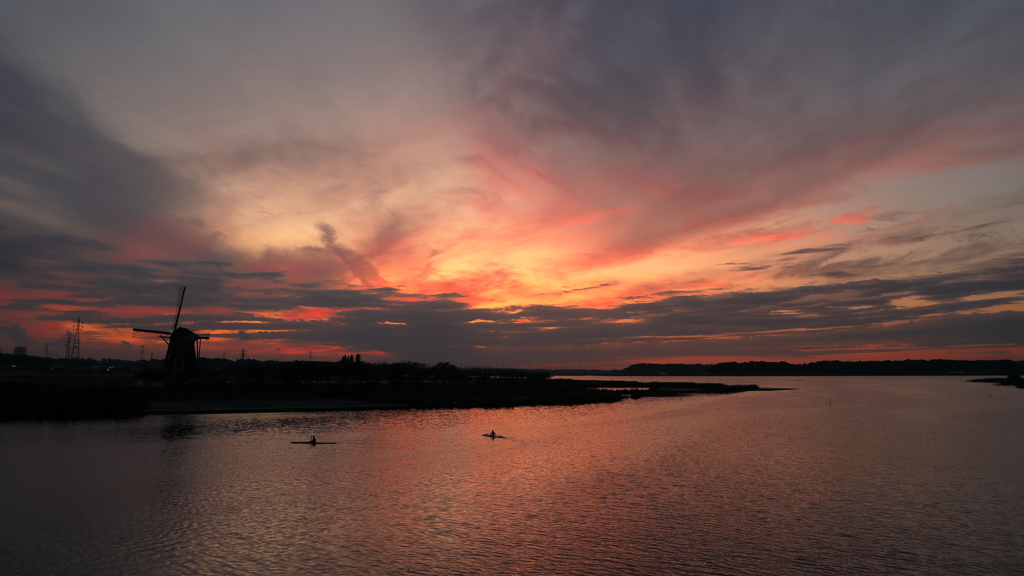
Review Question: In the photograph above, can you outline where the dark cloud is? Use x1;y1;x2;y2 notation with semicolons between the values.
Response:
782;244;850;256
0;50;190;233
430;292;465;299
875;211;911;222
316;222;385;286
880;231;938;245
771;218;1022;280
439;0;1024;255
0;234;118;275
0;322;33;345
5;236;1022;363
551;283;615;295
145;260;234;269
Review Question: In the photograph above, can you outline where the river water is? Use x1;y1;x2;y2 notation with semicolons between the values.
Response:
1;376;1022;575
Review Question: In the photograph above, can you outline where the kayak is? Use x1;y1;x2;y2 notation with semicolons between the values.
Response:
482;434;505;439
290;441;337;444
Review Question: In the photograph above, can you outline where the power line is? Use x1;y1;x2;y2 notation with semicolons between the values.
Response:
65;318;82;360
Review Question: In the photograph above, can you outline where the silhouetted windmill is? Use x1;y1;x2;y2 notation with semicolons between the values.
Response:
133;287;211;374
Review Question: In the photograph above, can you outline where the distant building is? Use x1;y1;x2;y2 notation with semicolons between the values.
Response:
13;346;27;356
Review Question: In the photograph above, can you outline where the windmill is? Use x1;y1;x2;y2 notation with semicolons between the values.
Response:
133;287;211;374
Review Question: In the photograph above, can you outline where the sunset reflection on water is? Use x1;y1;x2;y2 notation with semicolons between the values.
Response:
1;377;1022;575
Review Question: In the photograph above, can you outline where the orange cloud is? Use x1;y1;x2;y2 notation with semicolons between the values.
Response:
831;212;872;224
685;225;818;252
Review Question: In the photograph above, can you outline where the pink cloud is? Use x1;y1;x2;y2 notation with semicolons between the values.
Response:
831;206;884;225
831;212;872;224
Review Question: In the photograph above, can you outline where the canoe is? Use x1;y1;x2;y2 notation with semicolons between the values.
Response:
290;441;337;444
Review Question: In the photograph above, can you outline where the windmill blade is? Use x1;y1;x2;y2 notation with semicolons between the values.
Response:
133;328;172;335
172;286;186;331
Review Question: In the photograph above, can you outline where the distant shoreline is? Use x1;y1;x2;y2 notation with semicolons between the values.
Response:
555;359;1023;377
970;375;1024;389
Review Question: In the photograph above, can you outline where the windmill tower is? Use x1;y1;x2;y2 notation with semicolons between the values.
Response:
133;287;211;375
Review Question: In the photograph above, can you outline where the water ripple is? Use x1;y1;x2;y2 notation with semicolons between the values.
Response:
1;377;1022;574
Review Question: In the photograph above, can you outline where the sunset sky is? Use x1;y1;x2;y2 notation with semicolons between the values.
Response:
1;1;1022;367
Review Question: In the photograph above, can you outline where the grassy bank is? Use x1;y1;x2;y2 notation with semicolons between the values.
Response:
0;375;624;421
0;382;147;420
0;370;782;421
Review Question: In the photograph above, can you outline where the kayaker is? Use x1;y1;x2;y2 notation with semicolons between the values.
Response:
489;430;496;437
310;435;317;444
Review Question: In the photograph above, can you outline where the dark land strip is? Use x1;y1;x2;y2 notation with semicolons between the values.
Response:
970;374;1024;389
145;398;408;415
0;373;777;421
5;353;1014;421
